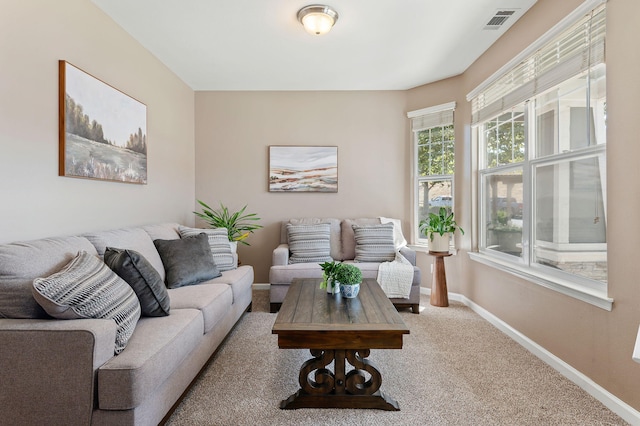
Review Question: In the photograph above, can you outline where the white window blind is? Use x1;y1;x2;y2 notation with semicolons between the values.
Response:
469;1;606;124
408;102;455;132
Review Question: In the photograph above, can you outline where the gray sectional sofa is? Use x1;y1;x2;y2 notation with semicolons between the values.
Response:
0;223;253;426
269;218;421;313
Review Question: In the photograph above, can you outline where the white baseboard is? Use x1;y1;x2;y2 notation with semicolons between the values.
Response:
419;288;640;424
252;283;270;291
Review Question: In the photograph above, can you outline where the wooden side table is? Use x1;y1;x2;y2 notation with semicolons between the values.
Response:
429;251;452;307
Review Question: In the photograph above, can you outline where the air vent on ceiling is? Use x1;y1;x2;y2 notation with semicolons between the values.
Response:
484;9;517;30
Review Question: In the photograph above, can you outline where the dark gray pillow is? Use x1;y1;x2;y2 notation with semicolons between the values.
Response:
153;233;221;289
104;247;170;317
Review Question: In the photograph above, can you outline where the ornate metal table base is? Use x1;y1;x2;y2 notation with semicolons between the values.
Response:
280;349;400;410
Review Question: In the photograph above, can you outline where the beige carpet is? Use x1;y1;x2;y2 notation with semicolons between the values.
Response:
165;290;626;425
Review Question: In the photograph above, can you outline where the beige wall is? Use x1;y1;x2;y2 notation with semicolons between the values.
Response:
195;91;408;283
409;0;640;411
0;0;196;244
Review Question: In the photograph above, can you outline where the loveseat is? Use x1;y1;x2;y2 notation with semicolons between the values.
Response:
0;223;253;426
269;218;421;313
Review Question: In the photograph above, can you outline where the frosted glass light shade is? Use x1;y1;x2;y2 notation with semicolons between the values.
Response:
297;5;338;35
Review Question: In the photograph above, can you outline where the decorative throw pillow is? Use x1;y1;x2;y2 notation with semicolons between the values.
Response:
177;226;235;271
104;247;170;317
153;233;221;289
353;223;396;262
287;223;332;264
32;251;141;355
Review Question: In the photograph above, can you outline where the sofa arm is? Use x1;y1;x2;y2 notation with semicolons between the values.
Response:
0;318;117;425
400;246;417;265
272;243;290;266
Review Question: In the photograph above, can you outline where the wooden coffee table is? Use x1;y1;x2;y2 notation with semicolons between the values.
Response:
271;278;410;410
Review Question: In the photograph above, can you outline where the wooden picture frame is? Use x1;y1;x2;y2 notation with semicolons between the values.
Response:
59;60;147;184
269;145;338;192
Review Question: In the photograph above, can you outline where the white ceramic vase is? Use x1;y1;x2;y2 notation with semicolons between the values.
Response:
429;233;451;252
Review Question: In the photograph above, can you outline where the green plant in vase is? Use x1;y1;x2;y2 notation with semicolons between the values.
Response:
194;200;263;246
419;207;464;252
319;260;341;293
335;263;363;299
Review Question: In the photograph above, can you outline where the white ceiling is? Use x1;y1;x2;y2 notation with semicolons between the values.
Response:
90;0;537;91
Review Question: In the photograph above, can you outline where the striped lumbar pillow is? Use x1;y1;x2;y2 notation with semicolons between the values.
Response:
287;223;333;264
32;251;141;355
353;223;396;262
178;226;235;271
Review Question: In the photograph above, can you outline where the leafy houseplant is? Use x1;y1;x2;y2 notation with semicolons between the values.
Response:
419;207;464;252
194;200;263;246
335;263;363;285
319;260;341;293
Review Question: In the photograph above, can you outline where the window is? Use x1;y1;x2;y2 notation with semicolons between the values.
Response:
470;1;609;308
408;102;455;244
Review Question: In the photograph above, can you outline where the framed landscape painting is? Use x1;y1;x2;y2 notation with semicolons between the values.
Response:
59;60;147;184
269;146;338;192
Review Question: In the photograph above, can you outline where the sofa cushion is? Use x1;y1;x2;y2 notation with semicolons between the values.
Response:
284;218;342;260
341;218;382;260
178;226;235;271
0;236;98;319
287;223;332;264
154;233;221;288
97;308;203;410
168;283;232;333
83;227;166;282
32;251;141;354
269;263;323;285
207;265;254;306
352;223;396;262
104;247;170;317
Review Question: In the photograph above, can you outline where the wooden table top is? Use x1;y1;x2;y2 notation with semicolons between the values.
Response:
272;278;409;350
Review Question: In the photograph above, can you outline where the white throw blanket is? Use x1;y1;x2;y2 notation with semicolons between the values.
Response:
377;252;413;299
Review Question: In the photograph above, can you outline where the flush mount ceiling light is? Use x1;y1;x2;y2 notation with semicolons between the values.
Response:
297;5;339;35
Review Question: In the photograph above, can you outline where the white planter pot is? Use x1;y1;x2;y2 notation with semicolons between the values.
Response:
429;233;451;252
229;241;238;254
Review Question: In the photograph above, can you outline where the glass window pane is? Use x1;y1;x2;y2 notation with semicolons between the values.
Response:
534;68;607;159
484;170;523;257
431;126;443;143
418;145;430;176
533;156;607;282
482;106;525;168
418;180;452;239
443;141;455;175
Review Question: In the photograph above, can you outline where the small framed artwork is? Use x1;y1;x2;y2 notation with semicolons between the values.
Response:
269;146;338;192
59;60;147;184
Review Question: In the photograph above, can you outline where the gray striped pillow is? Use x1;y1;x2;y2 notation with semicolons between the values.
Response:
287;223;332;264
32;251;141;355
178;226;235;271
353;223;396;262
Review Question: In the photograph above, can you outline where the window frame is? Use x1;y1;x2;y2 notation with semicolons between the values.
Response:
468;0;611;310
408;102;456;247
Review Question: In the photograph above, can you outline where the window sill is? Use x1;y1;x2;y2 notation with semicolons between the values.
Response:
468;251;613;311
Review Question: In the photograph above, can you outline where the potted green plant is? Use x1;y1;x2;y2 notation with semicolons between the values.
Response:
335;263;363;298
194;200;263;250
419;207;464;252
319;260;341;294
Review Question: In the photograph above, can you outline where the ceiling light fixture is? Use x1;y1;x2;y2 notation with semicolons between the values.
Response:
297;5;339;36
